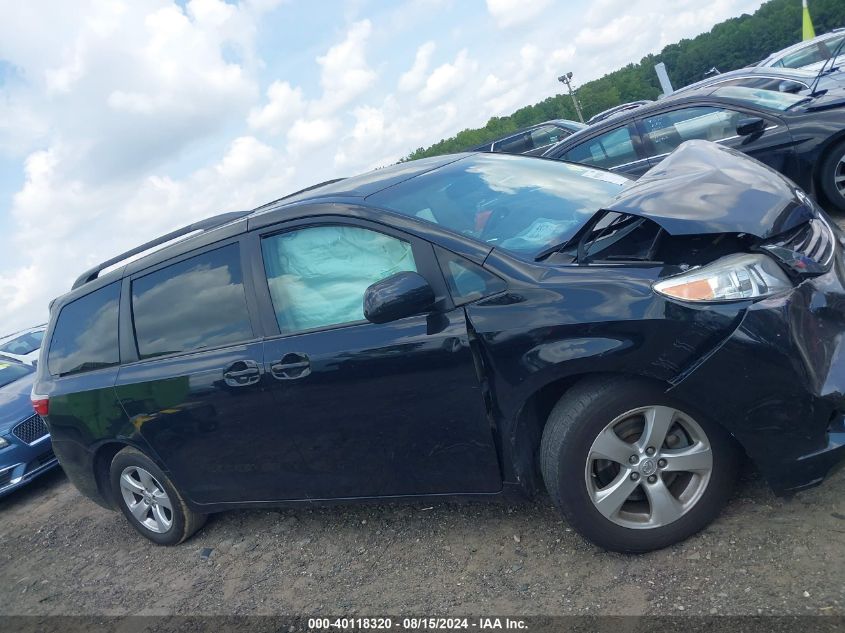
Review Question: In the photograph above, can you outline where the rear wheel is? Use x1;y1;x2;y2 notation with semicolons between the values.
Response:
819;140;845;213
110;447;206;545
541;378;740;553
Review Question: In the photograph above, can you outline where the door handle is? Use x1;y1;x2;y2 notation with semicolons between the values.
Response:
223;360;261;387
271;352;311;380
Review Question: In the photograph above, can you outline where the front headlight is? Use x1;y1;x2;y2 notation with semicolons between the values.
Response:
0;437;9;449
653;253;793;302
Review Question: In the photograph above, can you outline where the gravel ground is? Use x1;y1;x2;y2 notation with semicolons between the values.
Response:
0;462;843;617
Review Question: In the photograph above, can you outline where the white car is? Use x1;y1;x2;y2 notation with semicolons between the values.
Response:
0;325;46;365
756;29;845;72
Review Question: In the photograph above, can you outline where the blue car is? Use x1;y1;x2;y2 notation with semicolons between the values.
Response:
0;356;58;496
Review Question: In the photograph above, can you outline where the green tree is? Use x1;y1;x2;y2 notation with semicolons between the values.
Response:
405;0;845;161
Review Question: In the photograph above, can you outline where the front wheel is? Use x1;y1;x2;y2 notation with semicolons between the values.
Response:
819;140;845;213
110;447;207;545
540;378;740;553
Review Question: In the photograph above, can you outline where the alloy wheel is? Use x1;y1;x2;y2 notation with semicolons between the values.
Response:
835;153;845;200
584;405;713;529
119;466;174;534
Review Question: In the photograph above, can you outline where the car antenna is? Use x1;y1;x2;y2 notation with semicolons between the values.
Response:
809;38;844;97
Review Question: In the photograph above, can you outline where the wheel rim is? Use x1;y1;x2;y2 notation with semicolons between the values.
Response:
835;153;845;200
584;405;713;530
119;466;174;534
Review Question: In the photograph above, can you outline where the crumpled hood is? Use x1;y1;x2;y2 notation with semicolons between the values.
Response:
605;140;814;239
0;371;36;433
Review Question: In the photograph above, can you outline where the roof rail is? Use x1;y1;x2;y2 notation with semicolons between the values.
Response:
249;178;348;213
71;210;251;290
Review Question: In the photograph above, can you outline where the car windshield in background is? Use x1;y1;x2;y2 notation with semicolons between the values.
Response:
712;86;807;111
0;360;32;389
0;331;44;356
368;154;628;256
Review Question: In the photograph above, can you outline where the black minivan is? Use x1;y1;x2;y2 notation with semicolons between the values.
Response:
33;145;845;552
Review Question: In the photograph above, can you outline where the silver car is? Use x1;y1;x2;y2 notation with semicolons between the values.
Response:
756;28;845;72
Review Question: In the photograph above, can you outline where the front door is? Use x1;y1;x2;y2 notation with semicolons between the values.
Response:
252;220;503;500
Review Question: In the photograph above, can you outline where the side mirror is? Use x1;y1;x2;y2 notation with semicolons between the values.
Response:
736;117;766;137
363;272;435;324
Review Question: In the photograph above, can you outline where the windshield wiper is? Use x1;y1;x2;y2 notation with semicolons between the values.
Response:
786;96;815;110
809;38;845;97
534;235;580;261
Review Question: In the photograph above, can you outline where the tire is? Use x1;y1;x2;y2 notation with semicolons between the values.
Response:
819;140;845;213
540;377;740;553
109;447;206;545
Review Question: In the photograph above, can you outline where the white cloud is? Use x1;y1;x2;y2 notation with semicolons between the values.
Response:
248;81;306;135
485;0;552;28
419;49;478;105
287;117;342;154
312;19;377;116
399;41;436;92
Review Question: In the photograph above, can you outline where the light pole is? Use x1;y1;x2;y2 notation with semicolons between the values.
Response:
558;72;584;123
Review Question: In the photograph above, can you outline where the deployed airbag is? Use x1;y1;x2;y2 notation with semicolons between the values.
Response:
261;225;416;332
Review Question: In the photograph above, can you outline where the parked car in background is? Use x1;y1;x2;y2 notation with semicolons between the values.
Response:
543;85;845;211
34;145;845;552
673;66;845;96
0;325;46;365
0;356;57;497
469;119;586;155
756;28;845;72
587;100;652;125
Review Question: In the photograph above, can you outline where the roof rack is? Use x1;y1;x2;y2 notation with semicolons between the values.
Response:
71;210;251;290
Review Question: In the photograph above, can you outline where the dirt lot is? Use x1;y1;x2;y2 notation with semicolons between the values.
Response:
0;462;843;617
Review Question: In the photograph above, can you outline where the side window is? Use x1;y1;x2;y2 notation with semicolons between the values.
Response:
779;43;826;69
562;127;638;169
436;248;506;305
641;107;743;156
261;225;417;334
0;331;44;355
718;77;806;93
823;34;845;57
132;244;252;359
48;282;120;376
530;125;570;149
493;133;532;154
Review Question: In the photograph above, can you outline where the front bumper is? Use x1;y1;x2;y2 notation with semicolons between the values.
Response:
0;433;59;498
670;245;845;495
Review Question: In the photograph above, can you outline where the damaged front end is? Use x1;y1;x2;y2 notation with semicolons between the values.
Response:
597;141;845;494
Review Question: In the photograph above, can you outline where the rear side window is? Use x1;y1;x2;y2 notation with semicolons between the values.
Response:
48;282;121;376
530;124;570;148
0;331;44;355
132;244;253;359
493;133;532;154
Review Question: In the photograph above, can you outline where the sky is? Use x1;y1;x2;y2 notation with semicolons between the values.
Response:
0;0;766;331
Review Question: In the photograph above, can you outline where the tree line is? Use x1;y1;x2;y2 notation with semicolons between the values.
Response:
405;0;845;161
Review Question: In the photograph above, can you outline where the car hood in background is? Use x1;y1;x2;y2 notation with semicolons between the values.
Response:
604;140;813;239
0;371;36;433
803;89;845;112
